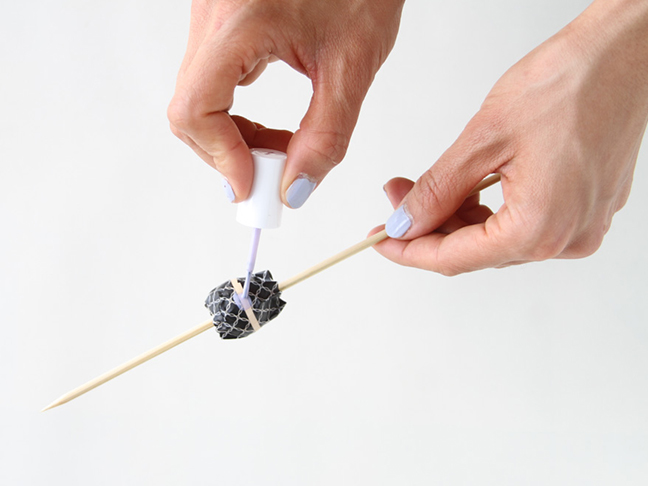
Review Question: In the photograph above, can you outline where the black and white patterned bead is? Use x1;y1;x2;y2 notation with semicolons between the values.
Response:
204;270;286;339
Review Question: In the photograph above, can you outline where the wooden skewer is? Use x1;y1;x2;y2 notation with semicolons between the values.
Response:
278;229;387;291
42;174;501;412
469;173;501;195
41;319;214;411
278;172;501;291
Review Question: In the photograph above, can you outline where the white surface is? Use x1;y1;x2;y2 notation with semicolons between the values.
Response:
1;1;647;485
236;149;286;229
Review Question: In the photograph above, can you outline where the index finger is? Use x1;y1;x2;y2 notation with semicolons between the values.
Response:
168;32;270;200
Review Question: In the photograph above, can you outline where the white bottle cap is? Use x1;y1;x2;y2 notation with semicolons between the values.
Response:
236;148;287;229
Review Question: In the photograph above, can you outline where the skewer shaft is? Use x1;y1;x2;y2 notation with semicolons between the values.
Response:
279;230;388;291
42;319;213;411
278;173;502;291
468;173;501;196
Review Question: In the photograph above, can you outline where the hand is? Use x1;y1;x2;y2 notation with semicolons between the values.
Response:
168;0;405;207
374;0;648;275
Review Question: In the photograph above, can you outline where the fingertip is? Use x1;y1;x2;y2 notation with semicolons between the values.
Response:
385;205;413;239
218;145;255;202
221;178;236;203
384;177;415;208
284;174;318;209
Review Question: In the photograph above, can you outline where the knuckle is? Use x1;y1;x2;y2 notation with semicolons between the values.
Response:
460;109;514;167
519;224;568;261
167;92;219;134
303;129;349;168
526;238;565;261
507;204;571;262
167;95;195;132
213;138;247;171
169;122;183;140
509;215;562;262
567;224;607;259
417;170;455;213
466;110;507;145
517;209;612;261
573;237;604;258
437;264;460;277
426;239;463;277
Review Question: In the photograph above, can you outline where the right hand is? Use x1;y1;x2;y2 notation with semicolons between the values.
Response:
168;0;405;206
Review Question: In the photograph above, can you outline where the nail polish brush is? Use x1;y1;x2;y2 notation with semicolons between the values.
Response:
234;148;287;308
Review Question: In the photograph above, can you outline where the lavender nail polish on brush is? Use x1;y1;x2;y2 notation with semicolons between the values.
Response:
286;176;316;209
386;205;412;238
222;178;235;203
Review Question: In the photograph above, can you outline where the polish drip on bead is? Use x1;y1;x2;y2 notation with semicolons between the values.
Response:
204;270;286;339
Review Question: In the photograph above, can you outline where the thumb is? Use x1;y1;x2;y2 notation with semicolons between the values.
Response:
385;123;507;239
281;75;368;208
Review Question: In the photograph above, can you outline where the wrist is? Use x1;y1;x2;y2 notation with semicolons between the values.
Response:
569;0;648;81
545;0;648;118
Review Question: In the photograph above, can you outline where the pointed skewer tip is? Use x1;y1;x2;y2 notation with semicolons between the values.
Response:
41;400;61;412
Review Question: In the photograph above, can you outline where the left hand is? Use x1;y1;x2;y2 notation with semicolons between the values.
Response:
373;0;648;275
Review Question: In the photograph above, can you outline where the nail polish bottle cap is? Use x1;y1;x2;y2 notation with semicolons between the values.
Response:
236;148;287;229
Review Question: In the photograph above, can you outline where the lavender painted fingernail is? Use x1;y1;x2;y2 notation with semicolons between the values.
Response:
286;176;316;209
222;178;235;203
386;205;412;238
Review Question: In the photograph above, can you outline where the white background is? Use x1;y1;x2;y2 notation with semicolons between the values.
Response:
2;1;648;485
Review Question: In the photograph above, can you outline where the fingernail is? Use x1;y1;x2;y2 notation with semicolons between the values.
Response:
286;176;317;209
386;205;412;238
222;178;235;203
